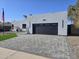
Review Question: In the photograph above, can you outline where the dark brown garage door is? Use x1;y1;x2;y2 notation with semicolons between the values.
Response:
33;23;58;35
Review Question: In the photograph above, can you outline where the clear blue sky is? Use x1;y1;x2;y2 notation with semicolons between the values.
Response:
0;0;76;22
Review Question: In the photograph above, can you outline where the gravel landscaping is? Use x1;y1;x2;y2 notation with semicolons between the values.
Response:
0;34;74;59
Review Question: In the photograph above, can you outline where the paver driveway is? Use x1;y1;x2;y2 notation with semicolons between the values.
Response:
0;34;73;59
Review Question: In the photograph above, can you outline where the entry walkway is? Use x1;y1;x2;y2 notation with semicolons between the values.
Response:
0;47;49;59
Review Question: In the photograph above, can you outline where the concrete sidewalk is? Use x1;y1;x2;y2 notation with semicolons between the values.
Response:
0;47;50;59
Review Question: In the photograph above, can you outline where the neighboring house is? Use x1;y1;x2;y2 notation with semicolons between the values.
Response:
12;11;68;35
0;22;13;32
12;19;28;32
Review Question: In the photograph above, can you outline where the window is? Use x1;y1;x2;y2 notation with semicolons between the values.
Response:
22;24;26;29
43;19;46;21
62;20;64;28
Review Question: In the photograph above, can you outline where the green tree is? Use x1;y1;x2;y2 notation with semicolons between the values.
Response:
68;0;79;28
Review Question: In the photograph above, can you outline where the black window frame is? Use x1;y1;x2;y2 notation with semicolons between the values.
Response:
22;24;26;29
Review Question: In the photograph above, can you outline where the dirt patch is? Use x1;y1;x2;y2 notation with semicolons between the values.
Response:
67;36;79;59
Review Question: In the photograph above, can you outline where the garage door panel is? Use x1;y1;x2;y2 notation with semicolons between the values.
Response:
33;23;58;35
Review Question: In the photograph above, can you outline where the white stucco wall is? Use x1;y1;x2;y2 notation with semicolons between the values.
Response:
12;19;28;31
28;12;67;35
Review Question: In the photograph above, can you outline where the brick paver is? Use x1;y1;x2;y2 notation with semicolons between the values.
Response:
0;34;72;59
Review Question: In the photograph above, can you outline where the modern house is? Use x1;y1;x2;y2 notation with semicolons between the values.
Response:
13;11;68;35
